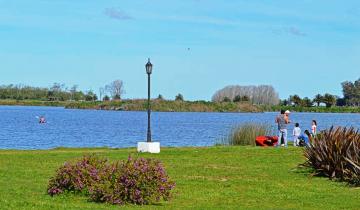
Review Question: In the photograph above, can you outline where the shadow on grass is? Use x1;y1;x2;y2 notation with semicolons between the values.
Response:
292;162;360;188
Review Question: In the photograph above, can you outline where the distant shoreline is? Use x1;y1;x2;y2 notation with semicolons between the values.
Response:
0;99;359;113
0;99;262;113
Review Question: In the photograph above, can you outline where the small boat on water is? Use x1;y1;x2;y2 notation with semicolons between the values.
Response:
255;136;278;146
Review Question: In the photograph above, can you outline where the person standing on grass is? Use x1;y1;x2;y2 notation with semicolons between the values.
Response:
292;123;301;146
275;110;290;147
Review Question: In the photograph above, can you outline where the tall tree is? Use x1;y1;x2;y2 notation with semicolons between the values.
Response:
342;78;360;106
157;94;164;100
290;95;302;106
85;90;97;101
70;85;78;101
50;83;65;101
323;93;337;108
313;94;323;106
106;80;125;100
233;95;242;102
175;93;184;101
302;97;313;107
99;87;105;101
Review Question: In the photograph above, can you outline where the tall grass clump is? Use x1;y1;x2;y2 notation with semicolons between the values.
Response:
222;123;273;146
302;126;360;186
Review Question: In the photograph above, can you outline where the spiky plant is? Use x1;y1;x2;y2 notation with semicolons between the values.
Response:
303;126;360;186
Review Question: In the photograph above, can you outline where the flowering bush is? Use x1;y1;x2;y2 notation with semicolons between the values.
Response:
47;154;175;205
89;156;176;205
47;154;108;196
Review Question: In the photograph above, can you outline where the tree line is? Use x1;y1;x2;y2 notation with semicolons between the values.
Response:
282;78;360;108
0;80;125;102
211;85;280;105
282;93;337;108
2;78;358;106
0;80;185;102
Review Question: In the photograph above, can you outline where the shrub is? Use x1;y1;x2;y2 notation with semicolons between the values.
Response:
47;155;108;196
221;123;273;146
233;95;241;102
302;126;360;186
175;93;184;101
47;155;175;206
157;94;164;100
89;156;176;205
103;95;110;101
222;97;231;102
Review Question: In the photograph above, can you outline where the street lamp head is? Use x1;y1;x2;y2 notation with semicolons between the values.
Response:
145;58;152;74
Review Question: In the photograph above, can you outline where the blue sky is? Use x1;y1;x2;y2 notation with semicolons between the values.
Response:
0;0;359;100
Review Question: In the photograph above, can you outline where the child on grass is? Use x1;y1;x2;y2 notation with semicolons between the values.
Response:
292;123;301;146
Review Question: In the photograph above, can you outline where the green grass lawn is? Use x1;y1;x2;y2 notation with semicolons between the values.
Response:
0;146;359;210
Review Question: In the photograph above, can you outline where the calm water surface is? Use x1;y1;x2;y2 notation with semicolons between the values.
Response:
0;106;359;149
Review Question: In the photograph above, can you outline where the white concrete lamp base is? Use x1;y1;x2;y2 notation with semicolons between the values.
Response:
137;142;160;153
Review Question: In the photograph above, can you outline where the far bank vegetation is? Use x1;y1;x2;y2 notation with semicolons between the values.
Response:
212;85;280;105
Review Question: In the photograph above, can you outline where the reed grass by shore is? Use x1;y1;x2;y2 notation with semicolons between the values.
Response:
220;123;274;146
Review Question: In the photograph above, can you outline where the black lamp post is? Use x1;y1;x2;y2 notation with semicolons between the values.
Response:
145;58;153;142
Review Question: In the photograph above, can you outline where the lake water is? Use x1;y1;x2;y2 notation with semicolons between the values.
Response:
0;106;359;149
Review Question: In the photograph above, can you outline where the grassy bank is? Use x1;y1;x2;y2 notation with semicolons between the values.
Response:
1;99;360;113
0;99;262;112
0;99;69;107
0;147;359;209
66;99;262;112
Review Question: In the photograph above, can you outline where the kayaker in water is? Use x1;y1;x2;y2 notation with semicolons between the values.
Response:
39;116;46;124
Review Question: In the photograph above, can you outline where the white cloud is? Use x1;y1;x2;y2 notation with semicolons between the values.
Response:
104;8;133;20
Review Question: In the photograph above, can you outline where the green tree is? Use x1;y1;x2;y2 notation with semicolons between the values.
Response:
342;79;360;106
241;95;250;102
157;94;164;100
103;95;110;101
233;95;241;102
313;94;324;106
113;94;121;101
175;94;184;101
222;97;231;102
280;99;289;106
323;93;336;108
85;90;97;101
336;98;346;106
302;97;313;107
290;95;302;106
